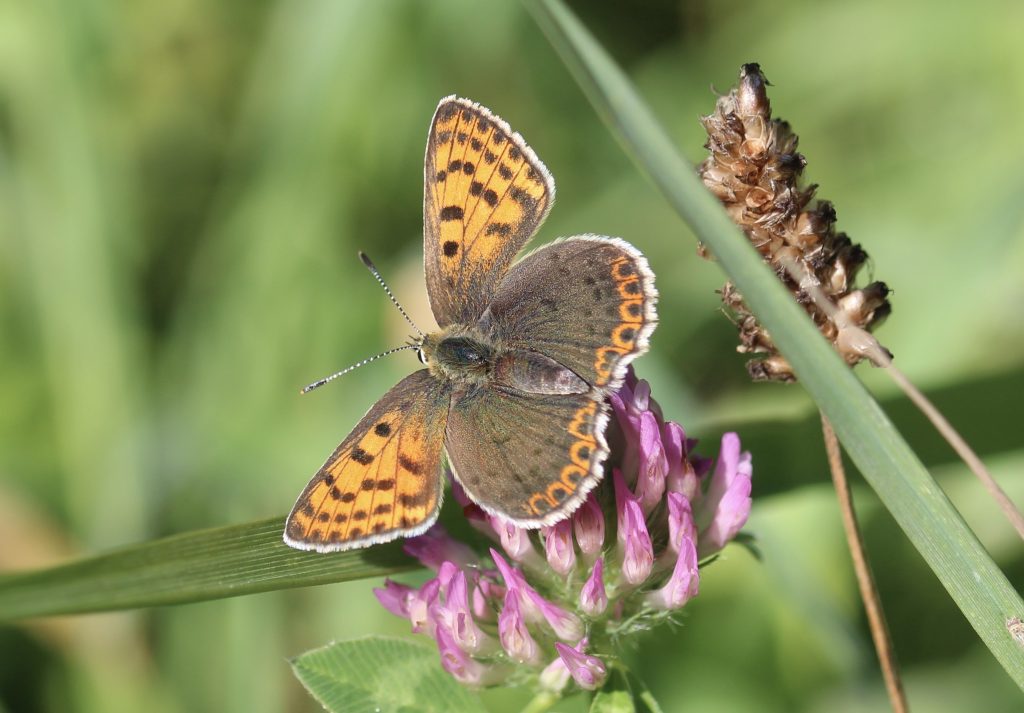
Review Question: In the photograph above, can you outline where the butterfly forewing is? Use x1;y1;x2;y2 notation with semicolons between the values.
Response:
446;387;611;527
424;97;555;328
285;370;451;552
484;237;658;393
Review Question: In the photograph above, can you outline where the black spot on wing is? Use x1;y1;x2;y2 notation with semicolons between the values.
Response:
398;454;423;475
509;186;535;210
485;223;512;237
398;492;429;506
440;206;464;221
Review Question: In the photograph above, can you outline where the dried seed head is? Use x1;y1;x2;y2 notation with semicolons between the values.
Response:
699;63;892;382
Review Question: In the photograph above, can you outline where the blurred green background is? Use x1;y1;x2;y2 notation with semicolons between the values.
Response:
1;0;1023;711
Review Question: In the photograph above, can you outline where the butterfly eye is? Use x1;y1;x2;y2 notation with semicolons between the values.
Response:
417;349;428;365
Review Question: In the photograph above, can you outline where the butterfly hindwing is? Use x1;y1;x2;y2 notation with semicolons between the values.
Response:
285;370;451;552
424;96;555;328
445;386;610;527
484;236;658;392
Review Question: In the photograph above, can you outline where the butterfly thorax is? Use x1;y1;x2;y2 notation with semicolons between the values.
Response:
420;326;589;396
420;328;494;386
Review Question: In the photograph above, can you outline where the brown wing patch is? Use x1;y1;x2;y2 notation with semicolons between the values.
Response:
446;388;611;528
486;237;658;393
285;370;450;552
424;97;554;327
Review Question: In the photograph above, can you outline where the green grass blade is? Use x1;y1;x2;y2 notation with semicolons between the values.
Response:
524;0;1024;690
0;517;414;621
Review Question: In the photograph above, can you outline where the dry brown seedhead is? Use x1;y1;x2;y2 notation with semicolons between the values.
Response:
699;63;891;382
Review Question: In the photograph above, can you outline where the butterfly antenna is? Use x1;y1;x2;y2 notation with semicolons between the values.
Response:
301;345;419;394
359;251;424;338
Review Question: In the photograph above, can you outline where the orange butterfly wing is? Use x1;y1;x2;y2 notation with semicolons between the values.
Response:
285;370;450;552
423;96;555;328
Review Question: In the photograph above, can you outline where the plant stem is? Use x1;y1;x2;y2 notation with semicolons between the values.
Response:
519;691;560;713
885;363;1024;540
622;665;665;713
821;414;909;713
636;685;666;713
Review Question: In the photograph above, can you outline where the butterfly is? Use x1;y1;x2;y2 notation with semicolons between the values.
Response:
284;96;657;552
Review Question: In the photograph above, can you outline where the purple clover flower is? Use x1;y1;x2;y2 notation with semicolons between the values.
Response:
542;518;576;575
498;590;541;664
613;468;655;585
579;558;608;615
554;639;607;690
373;368;753;694
573;493;605;557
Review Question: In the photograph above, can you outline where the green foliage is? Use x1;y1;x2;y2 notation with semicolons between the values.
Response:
587;667;665;713
590;688;635;713
589;667;637;713
1;0;1022;711
290;636;482;713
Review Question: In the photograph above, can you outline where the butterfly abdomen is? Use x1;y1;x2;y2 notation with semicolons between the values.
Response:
492;351;589;395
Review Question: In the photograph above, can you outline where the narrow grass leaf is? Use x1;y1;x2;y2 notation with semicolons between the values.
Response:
0;517;414;621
